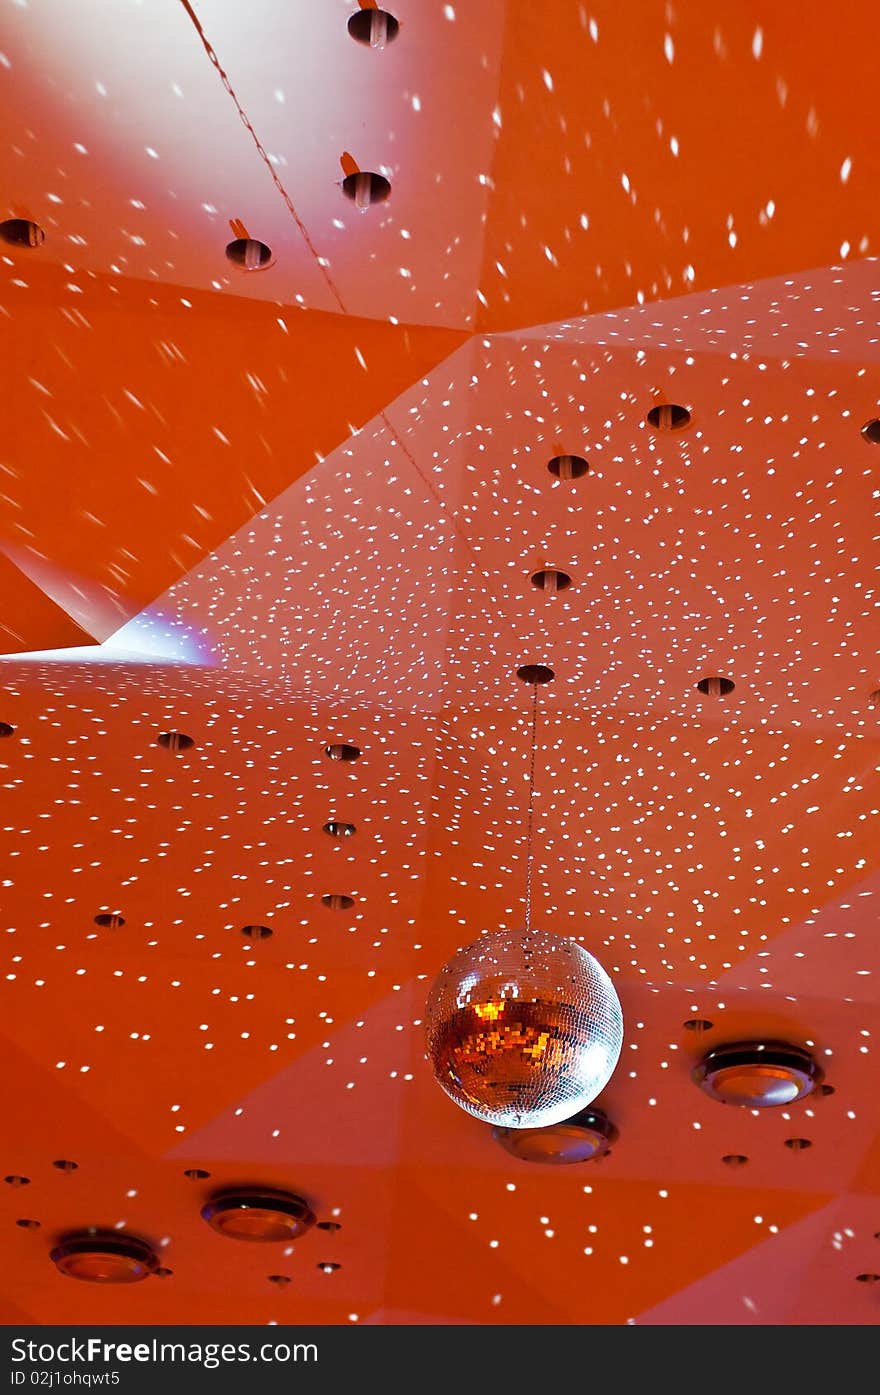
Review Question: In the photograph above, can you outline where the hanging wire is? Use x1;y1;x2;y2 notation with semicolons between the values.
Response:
524;681;540;932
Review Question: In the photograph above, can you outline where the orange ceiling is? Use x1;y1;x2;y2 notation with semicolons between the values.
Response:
1;0;879;1327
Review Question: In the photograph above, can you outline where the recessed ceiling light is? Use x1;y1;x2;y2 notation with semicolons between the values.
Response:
492;1107;618;1164
683;1018;714;1033
183;1169;211;1181
317;1261;341;1273
225;238;273;270
52;1159;79;1173
200;1189;316;1243
0;218;45;247
267;1273;291;1286
860;419;880;445
646;403;691;431
0;722;15;738
693;1041;823;1107
783;1137;813;1151
546;454;590;480
721;1154;749;1168
50;1233;158;1283
4;1175;30;1187
322;893;355;910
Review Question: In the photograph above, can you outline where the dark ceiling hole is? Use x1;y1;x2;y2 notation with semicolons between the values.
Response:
4;1175;30;1187
721;1154;749;1168
530;568;572;593
225;238;273;270
696;676;735;697
818;1083;835;1097
784;1137;812;1151
322;894;355;911
316;1220;342;1233
0;722;15;738
318;1262;341;1273
683;1018;714;1033
869;689;880;708
646;403;691;431
342;171;391;211
184;1168;211;1181
157;731;195;753
267;1274;291;1286
547;454;590;480
0;218;45;248
323;821;357;839
16;1218;41;1230
325;743;361;762
94;913;125;930
860;419;880;445
154;1267;173;1278
517;664;555;686
52;1159;79;1173
347;8;399;45
856;1272;880;1284
242;924;273;940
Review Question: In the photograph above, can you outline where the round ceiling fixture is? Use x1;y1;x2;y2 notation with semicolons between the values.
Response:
683;1018;714;1034
342;171;391;212
325;743;361;762
426;928;624;1128
860;419;880;445
50;1233;158;1284
200;1189;316;1242
0;722;15;738
721;1154;749;1168
323;821;356;839
225;237;273;271
318;1262;341;1273
241;923;273;940
0;218;45;248
492;1106;618;1164
530;568;572;593
784;1137;812;1151
696;676;735;697
347;7;399;46
157;731;195;752
4;1175;30;1187
183;1168;211;1181
693;1041;823;1107
52;1159;79;1173
646;403;691;431
547;453;590;480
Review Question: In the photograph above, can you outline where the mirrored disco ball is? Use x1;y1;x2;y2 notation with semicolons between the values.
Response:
425;928;624;1128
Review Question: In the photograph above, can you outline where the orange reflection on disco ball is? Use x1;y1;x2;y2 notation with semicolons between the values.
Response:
425;929;623;1128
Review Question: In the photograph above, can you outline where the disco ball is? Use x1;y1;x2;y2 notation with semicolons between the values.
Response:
425;928;624;1128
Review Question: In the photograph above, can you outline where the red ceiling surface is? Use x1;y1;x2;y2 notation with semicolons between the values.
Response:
1;0;879;1327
